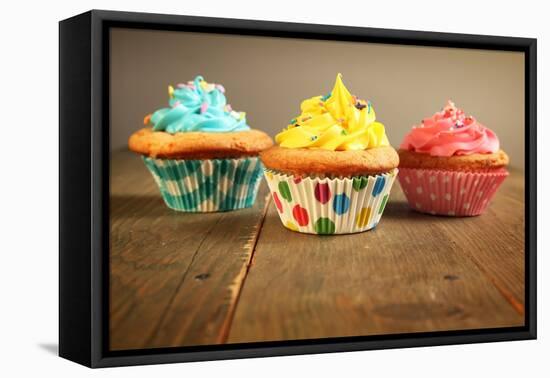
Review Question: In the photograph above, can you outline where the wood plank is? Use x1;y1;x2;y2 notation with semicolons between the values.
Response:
147;191;270;348
436;173;525;311
227;171;525;343
109;151;268;350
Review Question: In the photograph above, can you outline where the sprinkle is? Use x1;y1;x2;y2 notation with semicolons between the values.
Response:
143;113;152;125
225;104;233;112
321;93;331;101
200;102;209;113
216;84;226;93
176;83;187;88
172;100;181;108
290;118;297;124
188;84;196;90
168;85;174;98
200;81;209;90
239;112;246;120
341;129;348;135
310;135;318;141
230;110;240;119
367;101;372;113
355;102;366;110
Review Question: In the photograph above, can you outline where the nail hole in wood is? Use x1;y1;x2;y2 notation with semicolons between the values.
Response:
195;273;210;281
444;274;459;281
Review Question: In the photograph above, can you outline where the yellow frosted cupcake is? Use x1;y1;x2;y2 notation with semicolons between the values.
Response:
260;74;399;234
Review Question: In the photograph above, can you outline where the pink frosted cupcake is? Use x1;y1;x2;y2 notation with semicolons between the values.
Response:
398;101;509;216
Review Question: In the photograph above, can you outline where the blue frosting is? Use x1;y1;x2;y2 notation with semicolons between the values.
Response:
149;76;250;133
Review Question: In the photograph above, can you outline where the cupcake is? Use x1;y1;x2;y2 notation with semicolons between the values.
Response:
260;74;399;235
398;100;509;216
128;75;273;212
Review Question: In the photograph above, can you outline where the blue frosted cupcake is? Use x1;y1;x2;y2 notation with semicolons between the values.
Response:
129;75;273;212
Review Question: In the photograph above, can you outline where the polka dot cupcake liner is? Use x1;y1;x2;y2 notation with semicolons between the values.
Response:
264;169;398;235
142;156;264;212
398;168;509;216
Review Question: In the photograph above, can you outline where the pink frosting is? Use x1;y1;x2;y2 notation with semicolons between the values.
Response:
400;101;500;157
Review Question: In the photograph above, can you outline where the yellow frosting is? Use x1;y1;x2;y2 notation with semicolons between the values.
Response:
275;74;389;151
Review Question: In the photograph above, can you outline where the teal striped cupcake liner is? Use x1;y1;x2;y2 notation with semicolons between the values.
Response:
142;156;264;212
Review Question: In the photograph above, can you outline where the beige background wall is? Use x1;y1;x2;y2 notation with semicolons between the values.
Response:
110;28;525;169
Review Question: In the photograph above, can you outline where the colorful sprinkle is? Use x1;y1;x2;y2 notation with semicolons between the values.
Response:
168;85;174;98
333;193;350;215
293;176;302;184
292;205;309;226
356;207;372;228
200;102;209;114
143;113;152;125
314;183;331;204
314;217;336;235
355;102;367;110
215;84;225;93
278;181;292;202
172;100;181;108
273;192;283;212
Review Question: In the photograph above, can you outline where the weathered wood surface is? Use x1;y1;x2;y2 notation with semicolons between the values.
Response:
110;151;524;349
110;152;269;350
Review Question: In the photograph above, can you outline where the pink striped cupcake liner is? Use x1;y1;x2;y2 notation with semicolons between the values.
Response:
397;168;508;216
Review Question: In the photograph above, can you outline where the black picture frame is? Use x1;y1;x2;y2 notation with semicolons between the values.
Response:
59;9;537;368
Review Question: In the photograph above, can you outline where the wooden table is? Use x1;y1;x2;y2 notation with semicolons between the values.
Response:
110;151;525;351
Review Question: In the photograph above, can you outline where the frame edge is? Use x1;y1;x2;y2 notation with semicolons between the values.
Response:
59;11;93;368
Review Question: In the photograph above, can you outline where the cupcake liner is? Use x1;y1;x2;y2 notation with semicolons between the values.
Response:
398;168;509;216
263;169;398;234
142;156;264;212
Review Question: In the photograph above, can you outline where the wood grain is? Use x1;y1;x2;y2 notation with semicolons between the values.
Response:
227;170;525;343
110;151;525;349
109;152;268;350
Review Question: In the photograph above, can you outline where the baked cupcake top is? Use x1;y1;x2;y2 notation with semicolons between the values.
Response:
276;73;390;151
129;76;273;159
399;101;508;170
261;74;398;176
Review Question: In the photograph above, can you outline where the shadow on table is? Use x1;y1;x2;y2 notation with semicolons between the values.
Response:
382;199;462;222
110;194;171;219
38;343;58;355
